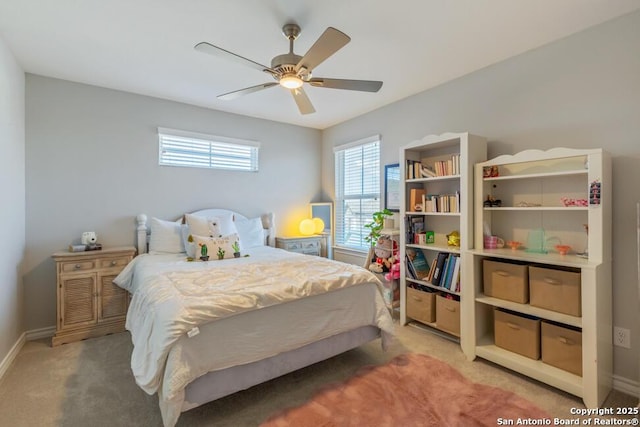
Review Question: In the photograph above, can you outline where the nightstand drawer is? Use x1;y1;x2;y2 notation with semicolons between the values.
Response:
98;256;131;269
284;242;304;251
61;260;95;273
301;241;320;250
276;237;323;256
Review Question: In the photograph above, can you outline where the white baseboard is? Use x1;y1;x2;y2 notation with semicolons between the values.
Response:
0;332;25;382
613;374;640;398
25;325;55;341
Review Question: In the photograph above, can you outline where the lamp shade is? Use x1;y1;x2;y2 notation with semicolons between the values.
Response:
312;217;325;234
299;219;315;236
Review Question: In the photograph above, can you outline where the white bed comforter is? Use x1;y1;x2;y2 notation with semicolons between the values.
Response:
114;246;394;400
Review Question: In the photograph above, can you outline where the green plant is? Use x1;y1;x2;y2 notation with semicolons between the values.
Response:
232;241;240;253
217;247;225;260
199;243;208;257
364;208;393;247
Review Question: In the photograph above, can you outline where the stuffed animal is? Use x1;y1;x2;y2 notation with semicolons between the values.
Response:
384;258;400;281
373;235;397;259
368;260;383;273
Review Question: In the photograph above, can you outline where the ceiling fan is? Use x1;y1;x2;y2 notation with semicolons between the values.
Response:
194;23;383;115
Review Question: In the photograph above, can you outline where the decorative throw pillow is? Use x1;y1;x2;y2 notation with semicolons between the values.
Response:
192;233;241;260
185;213;219;237
184;212;238;237
149;217;185;254
235;217;265;250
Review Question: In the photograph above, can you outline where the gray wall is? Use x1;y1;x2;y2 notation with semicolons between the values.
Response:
0;38;25;361
24;76;321;331
323;11;640;384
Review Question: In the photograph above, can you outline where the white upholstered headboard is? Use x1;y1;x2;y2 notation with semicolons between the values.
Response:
136;209;276;254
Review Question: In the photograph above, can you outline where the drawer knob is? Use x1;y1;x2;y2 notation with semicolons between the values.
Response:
75;264;81;269
111;260;117;266
544;277;561;285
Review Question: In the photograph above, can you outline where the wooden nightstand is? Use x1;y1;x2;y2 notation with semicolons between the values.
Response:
276;236;323;257
52;246;136;346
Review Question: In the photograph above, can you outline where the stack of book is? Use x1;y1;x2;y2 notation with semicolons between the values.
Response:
408;251;461;292
405;154;461;179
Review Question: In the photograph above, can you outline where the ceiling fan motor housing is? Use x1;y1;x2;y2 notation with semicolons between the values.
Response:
270;53;309;80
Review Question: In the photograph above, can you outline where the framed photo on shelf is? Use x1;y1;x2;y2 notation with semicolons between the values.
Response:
384;163;400;212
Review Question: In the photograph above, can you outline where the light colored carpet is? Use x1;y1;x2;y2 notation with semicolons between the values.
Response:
0;321;636;427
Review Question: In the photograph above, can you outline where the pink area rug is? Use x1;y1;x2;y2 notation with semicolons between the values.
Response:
261;353;551;427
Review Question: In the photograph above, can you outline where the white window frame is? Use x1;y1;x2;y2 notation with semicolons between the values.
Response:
158;127;259;172
334;135;381;252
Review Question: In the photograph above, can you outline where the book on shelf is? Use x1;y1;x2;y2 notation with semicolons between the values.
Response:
451;255;461;292
408;248;430;279
409;188;426;211
442;254;460;291
440;254;454;288
426;257;437;282
405;254;417;279
421;165;436;178
431;252;449;286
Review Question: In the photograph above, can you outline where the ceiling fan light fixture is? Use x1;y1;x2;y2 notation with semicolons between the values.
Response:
279;75;303;89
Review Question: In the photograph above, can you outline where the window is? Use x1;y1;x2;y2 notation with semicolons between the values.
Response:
334;135;381;251
158;128;259;172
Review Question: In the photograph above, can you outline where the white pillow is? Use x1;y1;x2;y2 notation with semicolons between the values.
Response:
149;217;185;254
192;233;240;260
184;212;237;237
181;226;196;258
235;217;265;250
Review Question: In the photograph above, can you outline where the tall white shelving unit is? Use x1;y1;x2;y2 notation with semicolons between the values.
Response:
464;148;612;408
399;133;486;344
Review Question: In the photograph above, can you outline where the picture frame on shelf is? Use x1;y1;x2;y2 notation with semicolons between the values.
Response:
309;202;333;234
384;163;400;212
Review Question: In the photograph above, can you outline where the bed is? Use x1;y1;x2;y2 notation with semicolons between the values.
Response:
114;208;394;427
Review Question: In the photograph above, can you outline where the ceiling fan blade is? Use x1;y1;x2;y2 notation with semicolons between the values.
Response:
218;82;278;101
308;78;383;92
195;42;276;75
290;87;315;115
295;27;350;72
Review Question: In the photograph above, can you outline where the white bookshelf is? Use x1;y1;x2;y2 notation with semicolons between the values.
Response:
463;148;612;408
399;132;486;343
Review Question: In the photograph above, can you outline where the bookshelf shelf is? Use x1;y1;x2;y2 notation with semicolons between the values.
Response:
406;243;460;254
464;147;612;408
400;132;487;343
407;277;460;297
406;211;462;216
475;338;583;397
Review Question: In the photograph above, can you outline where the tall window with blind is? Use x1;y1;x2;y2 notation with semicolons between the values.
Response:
158;128;259;172
334;136;381;251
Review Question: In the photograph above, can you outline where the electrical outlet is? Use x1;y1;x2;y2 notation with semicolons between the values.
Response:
613;326;631;348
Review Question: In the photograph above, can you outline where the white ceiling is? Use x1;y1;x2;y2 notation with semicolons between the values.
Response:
1;1;638;129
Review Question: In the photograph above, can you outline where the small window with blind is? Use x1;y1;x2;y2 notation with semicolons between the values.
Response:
334;135;381;251
158;128;259;172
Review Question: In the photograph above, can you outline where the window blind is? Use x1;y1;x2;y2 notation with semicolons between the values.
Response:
158;128;259;172
334;136;380;250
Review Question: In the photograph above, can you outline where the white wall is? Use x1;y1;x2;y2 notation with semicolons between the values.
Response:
0;37;25;362
24;76;322;331
323;11;640;385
